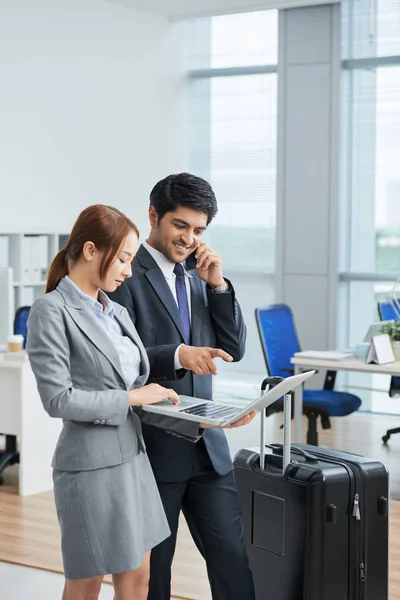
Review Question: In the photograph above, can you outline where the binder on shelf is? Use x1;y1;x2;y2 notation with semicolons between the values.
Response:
29;235;48;283
19;286;34;306
21;235;49;284
29;237;40;282
0;267;14;344
0;236;9;269
37;235;49;280
21;236;32;282
366;334;395;365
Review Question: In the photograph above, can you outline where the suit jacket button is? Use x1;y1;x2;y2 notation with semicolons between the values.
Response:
106;419;111;424
100;419;106;425
94;419;100;425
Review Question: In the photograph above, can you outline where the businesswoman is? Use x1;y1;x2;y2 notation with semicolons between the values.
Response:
27;205;197;600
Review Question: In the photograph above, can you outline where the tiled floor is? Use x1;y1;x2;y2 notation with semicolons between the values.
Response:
0;562;179;599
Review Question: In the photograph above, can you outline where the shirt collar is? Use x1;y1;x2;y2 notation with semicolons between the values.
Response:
143;240;192;279
64;276;114;317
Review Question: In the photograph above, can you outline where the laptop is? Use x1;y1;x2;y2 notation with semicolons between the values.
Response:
363;321;393;343
142;371;315;426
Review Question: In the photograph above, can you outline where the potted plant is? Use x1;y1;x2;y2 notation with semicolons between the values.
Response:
381;321;400;361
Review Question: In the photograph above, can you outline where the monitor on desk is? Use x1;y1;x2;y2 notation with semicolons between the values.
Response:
363;321;394;343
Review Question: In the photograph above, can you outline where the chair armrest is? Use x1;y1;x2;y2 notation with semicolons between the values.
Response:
323;370;336;391
389;376;400;398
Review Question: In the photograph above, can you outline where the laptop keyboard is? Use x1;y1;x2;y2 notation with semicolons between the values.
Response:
181;402;241;420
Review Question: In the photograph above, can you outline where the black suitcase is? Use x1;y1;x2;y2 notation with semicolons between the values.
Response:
234;376;389;600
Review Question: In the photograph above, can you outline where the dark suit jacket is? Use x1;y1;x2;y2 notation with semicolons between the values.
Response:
107;244;247;482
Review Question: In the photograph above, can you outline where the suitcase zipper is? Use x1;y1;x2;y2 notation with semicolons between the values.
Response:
296;447;366;599
353;493;361;520
351;473;366;599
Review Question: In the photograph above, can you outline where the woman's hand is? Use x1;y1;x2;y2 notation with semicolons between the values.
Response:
200;410;257;429
129;384;180;407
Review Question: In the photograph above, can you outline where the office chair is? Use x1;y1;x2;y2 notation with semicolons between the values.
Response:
14;306;31;348
255;304;362;446
0;306;30;484
377;301;400;444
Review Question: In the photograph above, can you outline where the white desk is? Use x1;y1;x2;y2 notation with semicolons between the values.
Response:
290;356;400;443
0;356;61;495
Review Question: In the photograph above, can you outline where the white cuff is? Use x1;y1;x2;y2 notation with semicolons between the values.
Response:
174;344;184;370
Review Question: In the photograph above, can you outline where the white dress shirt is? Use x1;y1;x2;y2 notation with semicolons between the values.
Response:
143;241;194;369
143;241;229;370
65;276;141;390
143;240;193;318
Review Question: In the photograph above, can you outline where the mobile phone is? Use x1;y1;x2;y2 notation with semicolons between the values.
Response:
185;248;198;270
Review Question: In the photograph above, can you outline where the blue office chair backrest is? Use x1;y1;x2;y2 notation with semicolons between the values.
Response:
378;301;398;322
255;304;301;378
14;306;31;349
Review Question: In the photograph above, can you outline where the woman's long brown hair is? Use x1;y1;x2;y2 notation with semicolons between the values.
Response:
46;205;139;293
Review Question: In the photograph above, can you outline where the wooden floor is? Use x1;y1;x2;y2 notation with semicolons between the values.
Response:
1;412;400;599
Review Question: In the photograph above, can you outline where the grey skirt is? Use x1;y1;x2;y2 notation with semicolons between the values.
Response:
53;451;170;580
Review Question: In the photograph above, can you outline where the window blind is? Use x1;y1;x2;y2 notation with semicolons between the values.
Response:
189;11;278;70
339;0;400;378
187;10;278;377
342;0;400;60
341;0;400;274
188;11;278;275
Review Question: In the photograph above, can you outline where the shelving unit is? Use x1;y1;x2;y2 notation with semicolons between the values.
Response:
0;233;69;342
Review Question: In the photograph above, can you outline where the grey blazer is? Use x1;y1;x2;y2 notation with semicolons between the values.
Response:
27;277;199;472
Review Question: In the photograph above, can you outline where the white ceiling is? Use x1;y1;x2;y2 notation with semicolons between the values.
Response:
106;0;338;20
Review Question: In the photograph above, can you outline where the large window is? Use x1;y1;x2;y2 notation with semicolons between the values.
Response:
188;11;278;384
340;0;400;412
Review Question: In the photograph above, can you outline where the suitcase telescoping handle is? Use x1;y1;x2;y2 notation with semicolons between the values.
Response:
267;444;318;464
260;376;293;475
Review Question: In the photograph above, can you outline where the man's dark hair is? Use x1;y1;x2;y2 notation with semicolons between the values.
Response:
150;173;218;225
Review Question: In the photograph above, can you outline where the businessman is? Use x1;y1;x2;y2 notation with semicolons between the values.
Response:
108;173;255;600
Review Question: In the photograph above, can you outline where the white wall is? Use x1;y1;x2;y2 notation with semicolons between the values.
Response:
0;0;189;235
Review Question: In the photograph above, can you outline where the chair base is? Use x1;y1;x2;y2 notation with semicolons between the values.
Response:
0;434;19;485
268;405;331;448
382;428;400;444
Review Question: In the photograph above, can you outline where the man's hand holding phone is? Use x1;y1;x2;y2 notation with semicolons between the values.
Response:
194;243;226;289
